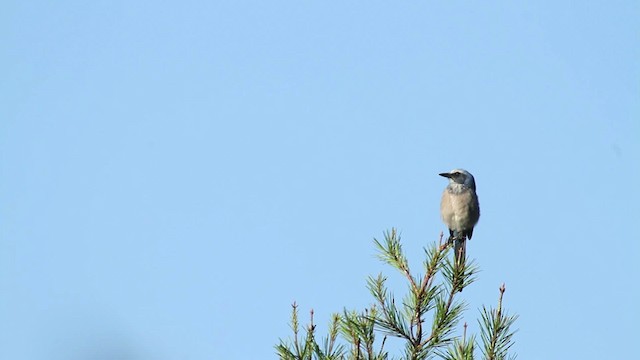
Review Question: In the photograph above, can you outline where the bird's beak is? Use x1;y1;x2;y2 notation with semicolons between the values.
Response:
439;172;452;178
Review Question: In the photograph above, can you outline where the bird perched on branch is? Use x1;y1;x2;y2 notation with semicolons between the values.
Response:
439;169;480;267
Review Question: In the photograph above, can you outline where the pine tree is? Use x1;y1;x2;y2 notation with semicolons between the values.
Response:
276;228;518;360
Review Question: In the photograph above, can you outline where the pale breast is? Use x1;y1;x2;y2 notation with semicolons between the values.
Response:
441;188;480;231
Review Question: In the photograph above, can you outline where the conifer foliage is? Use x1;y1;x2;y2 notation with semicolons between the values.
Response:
276;228;518;360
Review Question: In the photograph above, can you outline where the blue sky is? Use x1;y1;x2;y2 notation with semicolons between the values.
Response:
2;1;639;359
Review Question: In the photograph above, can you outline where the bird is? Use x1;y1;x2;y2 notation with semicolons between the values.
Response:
439;169;480;269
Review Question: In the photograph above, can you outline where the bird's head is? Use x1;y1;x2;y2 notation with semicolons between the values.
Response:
439;169;476;191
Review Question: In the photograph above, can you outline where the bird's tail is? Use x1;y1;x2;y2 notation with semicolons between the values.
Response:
454;237;466;268
453;238;466;292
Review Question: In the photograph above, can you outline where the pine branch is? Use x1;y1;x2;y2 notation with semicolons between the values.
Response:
370;229;478;359
340;307;387;360
367;274;412;340
479;284;519;360
276;303;347;360
277;229;519;360
441;323;476;360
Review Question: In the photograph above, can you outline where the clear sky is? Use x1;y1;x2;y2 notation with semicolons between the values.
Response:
2;1;639;359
